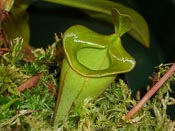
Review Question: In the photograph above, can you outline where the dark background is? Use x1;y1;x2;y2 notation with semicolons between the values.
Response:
136;0;175;62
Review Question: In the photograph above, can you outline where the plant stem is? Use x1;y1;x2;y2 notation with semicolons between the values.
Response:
125;63;175;119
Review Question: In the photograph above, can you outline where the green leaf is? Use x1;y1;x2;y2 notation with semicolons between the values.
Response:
0;0;14;12
0;98;22;111
43;0;150;47
111;8;132;37
2;0;31;46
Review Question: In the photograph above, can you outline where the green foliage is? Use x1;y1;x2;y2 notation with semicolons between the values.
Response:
55;76;175;130
0;1;174;130
44;0;149;47
2;0;31;46
0;39;58;130
1;0;149;47
0;64;23;95
33;41;58;63
0;38;26;95
1;38;24;64
0;39;174;130
11;38;24;64
0;0;14;12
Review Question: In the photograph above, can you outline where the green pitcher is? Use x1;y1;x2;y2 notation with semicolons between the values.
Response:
53;9;136;124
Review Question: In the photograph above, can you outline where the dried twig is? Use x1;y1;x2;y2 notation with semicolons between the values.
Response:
125;63;175;119
48;81;56;95
0;47;10;55
18;73;42;92
0;48;10;51
0;29;9;47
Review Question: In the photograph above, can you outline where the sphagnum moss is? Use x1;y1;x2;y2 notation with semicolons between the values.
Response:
0;38;175;130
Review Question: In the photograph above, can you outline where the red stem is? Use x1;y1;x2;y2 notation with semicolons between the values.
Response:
125;63;175;119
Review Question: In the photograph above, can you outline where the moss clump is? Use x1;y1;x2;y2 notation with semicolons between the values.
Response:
56;77;175;131
0;38;175;130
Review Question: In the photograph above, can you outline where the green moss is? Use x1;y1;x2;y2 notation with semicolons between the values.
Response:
56;77;174;130
0;38;174;130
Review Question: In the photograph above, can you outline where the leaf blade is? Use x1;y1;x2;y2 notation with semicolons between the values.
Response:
44;0;150;47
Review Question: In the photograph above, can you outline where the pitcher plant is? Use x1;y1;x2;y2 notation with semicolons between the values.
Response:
53;9;136;124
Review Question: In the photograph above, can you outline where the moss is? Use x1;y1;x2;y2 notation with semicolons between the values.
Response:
0;38;175;130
